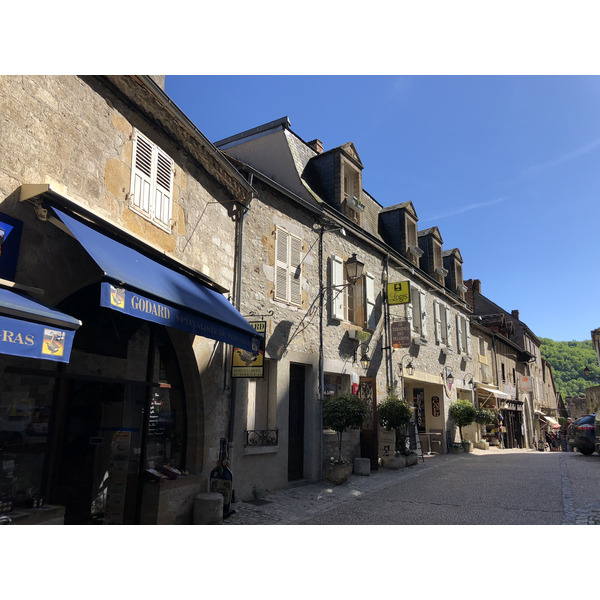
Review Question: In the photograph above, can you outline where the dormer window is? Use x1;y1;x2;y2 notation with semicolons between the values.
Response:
343;168;361;225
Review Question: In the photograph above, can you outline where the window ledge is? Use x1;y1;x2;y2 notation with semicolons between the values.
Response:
244;445;279;456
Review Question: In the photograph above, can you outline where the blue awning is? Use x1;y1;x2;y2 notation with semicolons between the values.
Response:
52;208;259;352
0;287;81;362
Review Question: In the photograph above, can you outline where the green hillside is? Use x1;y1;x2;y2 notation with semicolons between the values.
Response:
539;338;600;398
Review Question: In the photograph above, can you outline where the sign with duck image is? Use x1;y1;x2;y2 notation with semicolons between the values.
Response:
232;321;266;378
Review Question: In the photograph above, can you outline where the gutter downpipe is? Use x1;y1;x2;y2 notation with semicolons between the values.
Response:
384;254;393;391
228;174;253;446
318;224;325;482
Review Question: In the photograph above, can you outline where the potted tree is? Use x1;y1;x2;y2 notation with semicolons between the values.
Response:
322;392;368;483
474;408;495;449
449;399;477;452
378;388;415;468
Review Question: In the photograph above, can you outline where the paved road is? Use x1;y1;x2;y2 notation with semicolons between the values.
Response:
225;447;600;525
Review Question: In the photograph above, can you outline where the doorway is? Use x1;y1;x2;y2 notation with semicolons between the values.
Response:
359;377;378;470
288;363;305;481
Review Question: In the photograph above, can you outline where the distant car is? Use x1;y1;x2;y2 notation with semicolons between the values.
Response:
568;414;596;455
595;413;600;456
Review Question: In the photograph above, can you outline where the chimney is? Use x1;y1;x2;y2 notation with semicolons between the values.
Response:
307;139;323;154
511;309;520;320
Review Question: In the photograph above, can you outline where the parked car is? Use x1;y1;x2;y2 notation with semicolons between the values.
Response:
567;414;596;455
595;413;600;456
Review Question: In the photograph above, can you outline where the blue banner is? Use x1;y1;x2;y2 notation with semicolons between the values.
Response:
101;282;259;352
0;314;75;362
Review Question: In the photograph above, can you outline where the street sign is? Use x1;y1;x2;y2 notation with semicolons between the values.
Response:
232;321;266;378
387;281;410;305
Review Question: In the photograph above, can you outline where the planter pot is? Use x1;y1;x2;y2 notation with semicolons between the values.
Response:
450;446;464;454
380;456;407;469
474;441;489;450
462;442;473;453
405;453;418;466
323;462;353;484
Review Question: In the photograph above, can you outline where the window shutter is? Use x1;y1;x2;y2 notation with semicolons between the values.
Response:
365;272;376;330
131;132;153;216
154;147;173;227
445;307;452;347
274;228;289;302
406;294;414;330
419;290;427;338
434;301;442;343
456;314;463;353
465;320;472;356
289;235;302;306
331;255;345;320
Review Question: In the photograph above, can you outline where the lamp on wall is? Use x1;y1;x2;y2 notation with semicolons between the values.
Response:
344;252;365;284
398;354;415;377
463;373;474;388
354;343;371;370
445;367;454;388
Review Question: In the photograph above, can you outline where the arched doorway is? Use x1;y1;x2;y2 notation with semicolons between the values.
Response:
50;284;187;524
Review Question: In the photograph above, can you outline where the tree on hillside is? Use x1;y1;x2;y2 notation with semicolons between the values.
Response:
539;338;600;398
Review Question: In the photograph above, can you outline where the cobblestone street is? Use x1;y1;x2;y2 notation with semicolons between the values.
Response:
225;447;600;525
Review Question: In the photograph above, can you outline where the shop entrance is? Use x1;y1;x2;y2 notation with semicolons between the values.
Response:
288;363;305;481
359;377;378;470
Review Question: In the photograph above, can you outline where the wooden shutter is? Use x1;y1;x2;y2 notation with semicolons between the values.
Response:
465;319;472;356
289;234;302;306
456;314;463;353
275;228;289;302
331;255;345;320
434;301;442;343
406;293;414;331
445;307;452;347
419;290;427;338
365;272;376;330
131;132;153;216
154;146;173;228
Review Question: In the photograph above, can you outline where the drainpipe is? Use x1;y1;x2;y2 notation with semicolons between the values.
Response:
227;174;253;445
383;254;393;390
318;225;324;481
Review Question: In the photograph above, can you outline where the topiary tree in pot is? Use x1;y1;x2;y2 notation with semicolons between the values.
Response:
449;399;477;444
474;408;495;441
322;392;368;464
378;387;413;456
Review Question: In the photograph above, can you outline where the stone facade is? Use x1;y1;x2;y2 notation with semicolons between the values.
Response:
0;76;254;523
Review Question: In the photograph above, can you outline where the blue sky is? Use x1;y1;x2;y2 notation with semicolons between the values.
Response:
165;75;600;342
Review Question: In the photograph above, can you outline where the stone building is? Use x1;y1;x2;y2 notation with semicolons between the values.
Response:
465;279;559;447
0;75;259;524
213;117;475;499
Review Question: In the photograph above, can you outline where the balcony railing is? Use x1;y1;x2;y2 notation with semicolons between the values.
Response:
245;429;278;447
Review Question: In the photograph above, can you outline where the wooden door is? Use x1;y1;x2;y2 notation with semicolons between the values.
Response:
359;377;378;470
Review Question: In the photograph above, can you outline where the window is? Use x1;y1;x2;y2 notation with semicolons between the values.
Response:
245;360;277;447
434;301;451;346
343;169;361;225
129;129;174;231
330;254;372;327
455;314;471;356
274;227;302;306
407;288;427;338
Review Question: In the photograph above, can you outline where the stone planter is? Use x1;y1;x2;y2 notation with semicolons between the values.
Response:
405;453;418;466
462;441;473;453
474;441;489;450
323;461;353;484
450;445;464;454
380;455;407;469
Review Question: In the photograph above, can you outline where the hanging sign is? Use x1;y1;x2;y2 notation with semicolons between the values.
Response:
387;281;411;305
391;320;411;348
0;213;23;280
232;321;266;378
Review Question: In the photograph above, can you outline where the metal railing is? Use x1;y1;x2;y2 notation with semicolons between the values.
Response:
245;429;278;447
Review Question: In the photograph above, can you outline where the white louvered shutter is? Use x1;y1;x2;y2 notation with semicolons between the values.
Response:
419;290;427;338
131;132;153;216
365;272;376;330
154;146;174;228
275;228;289;302
406;294;414;330
434;302;442;343
465;319;472;356
289;234;302;306
331;255;345;320
456;314;463;353
445;307;452;347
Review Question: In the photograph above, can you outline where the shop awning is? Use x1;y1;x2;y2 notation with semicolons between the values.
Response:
0;287;81;362
476;384;511;399
52;208;260;352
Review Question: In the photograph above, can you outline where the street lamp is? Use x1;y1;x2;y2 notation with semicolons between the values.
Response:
583;366;600;382
354;342;371;370
398;353;415;377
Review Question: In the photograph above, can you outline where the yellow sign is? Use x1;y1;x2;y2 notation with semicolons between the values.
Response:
387;281;411;305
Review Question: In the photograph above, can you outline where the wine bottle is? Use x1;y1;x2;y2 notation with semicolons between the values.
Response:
209;437;234;517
